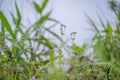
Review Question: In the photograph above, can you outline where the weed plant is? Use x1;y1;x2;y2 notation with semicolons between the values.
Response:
0;0;120;80
0;0;84;80
76;0;120;80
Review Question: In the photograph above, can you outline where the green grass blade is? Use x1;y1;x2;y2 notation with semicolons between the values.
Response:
41;36;54;49
97;14;106;29
33;1;41;13
10;13;17;26
0;11;15;39
44;28;62;41
41;0;49;12
72;44;84;55
1;23;5;37
32;11;51;31
48;18;59;23
15;1;21;26
85;13;100;34
107;21;113;36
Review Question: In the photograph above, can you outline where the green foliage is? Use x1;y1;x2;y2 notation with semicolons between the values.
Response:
1;0;120;80
72;44;85;55
0;11;15;39
33;0;48;13
0;0;62;80
77;0;120;79
0;1;85;80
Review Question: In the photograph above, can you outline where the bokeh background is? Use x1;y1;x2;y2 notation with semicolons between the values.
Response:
0;0;118;45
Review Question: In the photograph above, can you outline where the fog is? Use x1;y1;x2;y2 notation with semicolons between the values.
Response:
0;0;117;45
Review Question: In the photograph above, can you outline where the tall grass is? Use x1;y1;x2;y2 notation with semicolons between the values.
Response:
1;0;120;80
76;0;120;79
0;0;84;80
0;0;62;79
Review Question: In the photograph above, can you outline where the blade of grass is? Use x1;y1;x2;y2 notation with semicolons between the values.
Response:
48;18;59;23
41;0;49;12
1;23;5;37
33;1;41;13
107;21;113;36
33;0;48;14
44;28;62;41
32;11;51;31
85;13;100;35
97;14;106;29
15;1;21;26
0;11;16;39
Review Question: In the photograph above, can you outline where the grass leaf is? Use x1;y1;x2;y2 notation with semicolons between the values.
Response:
33;1;41;13
72;44;84;54
44;28;62;41
41;0;49;12
85;13;100;34
0;11;15;39
15;1;21;26
32;11;51;31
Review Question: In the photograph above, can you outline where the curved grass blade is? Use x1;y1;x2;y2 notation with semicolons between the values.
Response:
44;28;62;41
0;11;15;39
41;0;49;12
15;1;21;26
32;11;51;31
33;1;41;13
33;0;48;14
85;13;100;34
48;18;59;23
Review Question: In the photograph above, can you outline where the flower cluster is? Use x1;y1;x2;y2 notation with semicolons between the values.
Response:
70;32;77;41
60;24;66;35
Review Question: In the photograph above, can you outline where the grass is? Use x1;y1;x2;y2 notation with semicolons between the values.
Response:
0;0;120;80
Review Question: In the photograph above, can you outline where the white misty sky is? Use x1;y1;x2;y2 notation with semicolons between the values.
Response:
52;0;116;46
0;0;117;46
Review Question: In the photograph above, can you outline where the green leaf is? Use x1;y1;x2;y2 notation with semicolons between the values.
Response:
44;28;62;41
85;13;100;34
33;0;48;13
0;11;15;39
41;36;54;49
49;49;55;69
11;1;21;27
97;14;106;29
107;22;112;36
41;0;49;12
32;11;51;31
11;2;23;37
116;12;120;21
42;60;49;65
1;23;5;37
72;44;84;54
10;13;17;26
15;1;21;26
48;18;59;23
33;1;41;13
